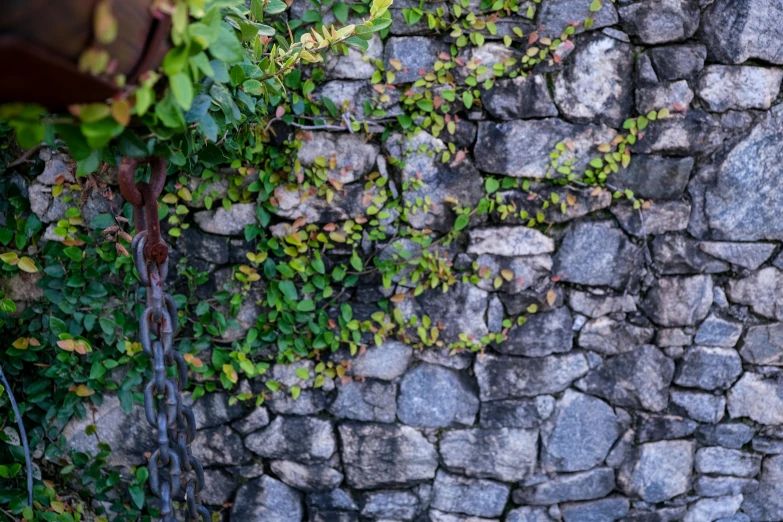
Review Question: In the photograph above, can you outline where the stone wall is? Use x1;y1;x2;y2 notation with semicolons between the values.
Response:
49;0;783;521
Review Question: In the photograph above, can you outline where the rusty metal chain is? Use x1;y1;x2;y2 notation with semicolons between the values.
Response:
119;158;210;522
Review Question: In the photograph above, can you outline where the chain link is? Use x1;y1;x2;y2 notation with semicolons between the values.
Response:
120;158;209;522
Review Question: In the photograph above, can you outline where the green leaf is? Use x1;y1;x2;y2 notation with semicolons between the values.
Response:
333;2;349;23
290;385;301;400
589;0;602;11
485;178;500;194
295;367;310;380
129;485;145;510
416;100;433;112
355;24;373;40
279;280;298;301
350;251;363;271
170;72;194;110
454;214;470;231
210;26;245;63
462;90;474;109
297;299;316;312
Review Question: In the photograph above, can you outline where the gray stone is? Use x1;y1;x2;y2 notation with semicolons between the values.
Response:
201;468;237;506
360;490;419;520
267;389;327;416
480;399;551;429
383;37;450;84
696;424;755;450
636;80;694;115
339;422;438;489
684;495;743;522
695;447;761;478
271;182;380;223
474;119;617;178
652;234;730;275
740;323;783;365
636;414;697;443
618;440;695;503
473;254;552;295
568;291;636;318
475;352;589;401
538;0;619;38
307;488;358;517
657;328;693;347
694;314;743;348
576;345;674;412
631;111;727;156
231;407;270;435
697;66;783;112
700;0;783;65
560;497;630;522
244;416;336;462
513;468;615;505
328;380;397;423
727;373;783;425
542;390;622;472
727;268;783;320
456;44;522;83
467;226;554;257
431;470;509;518
612;155;693;201
231;475;303;522
553;35;633;127
190;425;250;466
350;340;412;380
397;363;479;428
494;184;613;225
610;200;692;237
674;346;742;391
753;437;783;454
507;506;554;522
324;32;382;80
695;476;759;497
642;275;713;327
440;428;538;482
297;132;379;184
552;220;639;290
670;390;726;424
578;316;655;355
270;460;344;492
427;511;499;522
742;455;783;521
497;308;573;357
396;283;488;344
178;227;229;265
193;203;255;235
413;347;474;371
618;0;699;44
648;44;706;81
698;242;775;270
483;75;559;120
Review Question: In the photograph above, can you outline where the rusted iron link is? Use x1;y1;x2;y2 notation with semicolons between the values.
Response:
118;157;169;264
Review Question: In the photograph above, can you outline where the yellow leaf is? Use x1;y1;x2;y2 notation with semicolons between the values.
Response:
546;289;557;306
500;269;514;281
0;252;19;264
162;193;179;204
52;184;64;197
110;99;131;126
177;187;193;201
125;341;142;356
493;276;503;289
12;338;29;350
74;384;94;397
223;364;238;383
94;0;118;44
57;339;75;352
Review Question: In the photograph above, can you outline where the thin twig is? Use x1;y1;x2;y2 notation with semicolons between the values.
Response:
6;145;41;168
0;364;33;508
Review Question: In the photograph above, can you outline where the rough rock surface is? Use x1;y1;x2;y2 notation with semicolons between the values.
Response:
397;363;479;427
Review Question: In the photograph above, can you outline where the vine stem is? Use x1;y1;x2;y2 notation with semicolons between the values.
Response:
0;364;33;508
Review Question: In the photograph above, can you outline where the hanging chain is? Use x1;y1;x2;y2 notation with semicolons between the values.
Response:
119;158;210;522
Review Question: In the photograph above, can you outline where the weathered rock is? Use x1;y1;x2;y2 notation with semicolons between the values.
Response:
613;155;693;201
431;470;509;518
190;425;251;466
270;460;344;492
513;468;615;505
497;308;573;357
467;226;554;256
360;490;419;520
245;416;336;462
560;497;630;522
473;254;553;294
741;323;783;365
542;390;622;472
727;373;783;425
576;345;675;412
328;380;397;423
697;66;783;112
648;44;706;81
611;200;692;237
578;316;655;355
414;346;474;371
553;35;633;127
231;407;270;435
700;0;783;65
231;475;303;522
456;44;523;83
193;203;256;235
695;476;759;497
271;183;379;223
740;455;783;521
386;131;483;231
397;363;479;428
695;447;761;478
633;111;728;156
474;119;616;178
636;80;694;115
324;32;382;80
494;184;613;225
383;37;450;84
297;132;379;184
657;327;693;347
618;0;699;44
698;242;775;270
674;347;742;391
636;413;697;443
727;268;783;320
618;440;695;503
440;428;538;482
479;398;552;429
684;495;743;522
671;390;726;424
552;220;639;290
267;389;327;416
696;423;756;450
201;469;237;506
694;314;743;348
538;0;619;38
652;234;730;275
568;291;636;318
475;352;589;401
339;422;438;489
396;283;488;344
314;79;400;116
307;488;359;520
483;75;559;120
178;227;229;265
642;275;713;327
507;506;555;522
350;340;412;380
